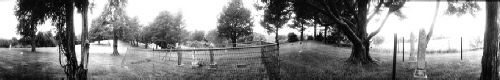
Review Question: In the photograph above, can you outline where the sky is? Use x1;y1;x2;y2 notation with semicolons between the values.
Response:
0;1;486;41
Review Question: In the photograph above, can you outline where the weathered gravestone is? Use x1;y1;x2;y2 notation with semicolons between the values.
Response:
408;32;417;68
414;29;427;79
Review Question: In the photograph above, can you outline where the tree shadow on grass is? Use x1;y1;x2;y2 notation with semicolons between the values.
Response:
0;49;60;79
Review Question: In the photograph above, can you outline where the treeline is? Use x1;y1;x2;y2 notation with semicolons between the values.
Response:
0;31;56;48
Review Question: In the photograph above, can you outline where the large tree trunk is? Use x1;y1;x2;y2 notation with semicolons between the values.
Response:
145;43;148;49
78;1;89;79
31;36;36;52
480;1;499;80
346;0;375;65
62;1;81;79
98;40;100;44
300;24;304;41
323;26;327;43
112;24;119;56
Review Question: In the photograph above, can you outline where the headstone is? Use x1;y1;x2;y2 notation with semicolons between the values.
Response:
9;44;11;50
408;32;417;68
414;28;427;79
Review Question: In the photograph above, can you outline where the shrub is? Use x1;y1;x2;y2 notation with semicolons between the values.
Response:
287;32;299;42
307;35;314;40
315;32;323;41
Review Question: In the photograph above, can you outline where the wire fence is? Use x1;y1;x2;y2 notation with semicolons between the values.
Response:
145;41;279;79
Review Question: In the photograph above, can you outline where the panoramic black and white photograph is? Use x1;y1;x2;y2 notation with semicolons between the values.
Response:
0;0;499;79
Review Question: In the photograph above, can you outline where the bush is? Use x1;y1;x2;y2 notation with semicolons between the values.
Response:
307;35;314;40
287;32;299;42
315;32;323;41
0;39;11;48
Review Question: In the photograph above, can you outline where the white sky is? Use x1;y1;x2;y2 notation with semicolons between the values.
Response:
0;1;486;40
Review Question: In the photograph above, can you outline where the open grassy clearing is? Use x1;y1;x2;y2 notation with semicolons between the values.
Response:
279;40;481;79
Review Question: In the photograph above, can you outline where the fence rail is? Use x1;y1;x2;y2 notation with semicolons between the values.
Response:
150;41;279;79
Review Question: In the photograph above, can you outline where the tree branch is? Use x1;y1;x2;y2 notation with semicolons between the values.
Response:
367;0;384;23
367;11;393;40
426;0;440;42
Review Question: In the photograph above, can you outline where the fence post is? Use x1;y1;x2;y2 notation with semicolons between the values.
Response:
461;37;462;60
393;33;397;80
209;48;216;69
403;37;405;62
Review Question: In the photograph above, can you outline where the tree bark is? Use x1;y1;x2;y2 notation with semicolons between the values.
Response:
346;0;375;65
480;1;499;80
78;1;89;79
63;1;80;79
300;24;304;41
323;26;327;43
112;24;119;56
145;43;148;49
31;36;36;52
232;37;237;47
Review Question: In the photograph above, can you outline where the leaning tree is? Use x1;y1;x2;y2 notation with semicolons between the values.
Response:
284;0;406;64
217;0;254;47
15;0;92;79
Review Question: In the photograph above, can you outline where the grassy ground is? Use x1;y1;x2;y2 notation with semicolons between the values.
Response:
280;40;481;79
0;40;482;79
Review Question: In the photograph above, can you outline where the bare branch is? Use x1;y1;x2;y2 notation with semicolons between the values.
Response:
367;0;384;23
368;11;393;40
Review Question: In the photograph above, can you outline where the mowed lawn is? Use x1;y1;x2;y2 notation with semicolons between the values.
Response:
0;40;482;79
279;40;481;79
0;40;270;79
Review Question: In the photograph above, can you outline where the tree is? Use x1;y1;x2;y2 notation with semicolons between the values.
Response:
98;0;128;56
206;29;227;45
288;19;309;41
261;0;406;65
217;0;254;47
15;0;91;79
16;19;37;52
149;10;186;48
480;1;498;80
89;16;111;44
122;17;141;46
257;0;291;48
192;30;206;41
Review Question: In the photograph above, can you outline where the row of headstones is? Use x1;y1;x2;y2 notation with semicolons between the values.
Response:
407;29;428;79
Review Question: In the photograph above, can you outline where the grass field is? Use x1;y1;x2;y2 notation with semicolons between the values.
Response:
0;40;483;79
280;41;481;79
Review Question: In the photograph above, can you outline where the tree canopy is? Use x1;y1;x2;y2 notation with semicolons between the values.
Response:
148;10;187;48
217;0;254;47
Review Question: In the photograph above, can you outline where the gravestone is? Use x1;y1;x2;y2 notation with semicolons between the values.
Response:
414;29;427;79
408;32;417;68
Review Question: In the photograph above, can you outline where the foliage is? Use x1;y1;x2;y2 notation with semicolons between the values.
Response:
371;36;384;45
191;30;206;41
307;35;314;40
445;1;480;17
206;29;227;44
148;10;187;48
315;32;323;41
89;16;111;43
217;0;254;47
470;36;483;50
288;19;309;41
0;39;11;48
35;31;56;47
287;32;299;42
